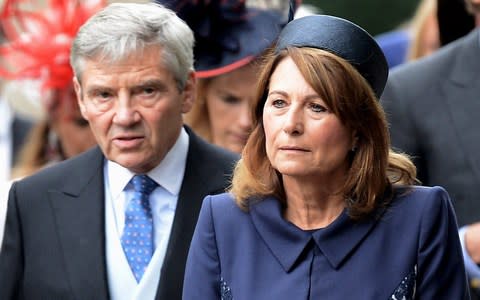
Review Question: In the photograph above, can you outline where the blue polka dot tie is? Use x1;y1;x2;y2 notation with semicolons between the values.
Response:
121;175;158;282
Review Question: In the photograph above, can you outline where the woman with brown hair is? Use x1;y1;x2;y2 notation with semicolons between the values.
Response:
183;14;468;299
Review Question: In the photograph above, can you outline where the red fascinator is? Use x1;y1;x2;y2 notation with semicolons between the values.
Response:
0;0;106;91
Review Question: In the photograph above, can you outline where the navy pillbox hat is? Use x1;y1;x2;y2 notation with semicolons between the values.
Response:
276;15;389;98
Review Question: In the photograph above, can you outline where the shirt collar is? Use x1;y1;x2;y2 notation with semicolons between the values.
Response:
250;196;381;272
107;127;189;197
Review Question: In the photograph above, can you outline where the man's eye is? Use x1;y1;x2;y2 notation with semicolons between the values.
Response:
143;87;156;94
95;91;112;100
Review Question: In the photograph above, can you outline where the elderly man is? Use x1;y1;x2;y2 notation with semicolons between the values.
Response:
0;3;238;299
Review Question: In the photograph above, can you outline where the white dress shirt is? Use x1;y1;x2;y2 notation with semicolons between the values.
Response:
105;128;189;300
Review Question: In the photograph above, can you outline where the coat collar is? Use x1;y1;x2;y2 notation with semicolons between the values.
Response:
250;197;380;272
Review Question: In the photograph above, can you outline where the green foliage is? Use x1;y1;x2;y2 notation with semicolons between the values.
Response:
304;0;420;35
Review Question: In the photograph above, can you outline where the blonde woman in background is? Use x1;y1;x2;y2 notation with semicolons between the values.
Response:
407;0;440;60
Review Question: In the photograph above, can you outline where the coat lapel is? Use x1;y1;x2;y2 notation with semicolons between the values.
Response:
48;147;110;299
155;128;237;299
441;29;480;182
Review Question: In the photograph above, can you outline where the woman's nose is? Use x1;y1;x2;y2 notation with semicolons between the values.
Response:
282;106;304;135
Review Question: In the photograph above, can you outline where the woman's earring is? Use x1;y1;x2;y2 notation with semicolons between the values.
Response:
351;136;359;152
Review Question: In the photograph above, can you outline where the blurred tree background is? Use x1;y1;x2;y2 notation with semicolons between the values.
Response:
304;0;420;36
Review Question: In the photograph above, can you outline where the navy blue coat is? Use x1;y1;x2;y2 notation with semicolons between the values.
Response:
183;186;469;299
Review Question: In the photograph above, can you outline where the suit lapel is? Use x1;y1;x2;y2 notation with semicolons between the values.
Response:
441;29;480;181
155;129;233;299
155;156;210;299
48;147;110;299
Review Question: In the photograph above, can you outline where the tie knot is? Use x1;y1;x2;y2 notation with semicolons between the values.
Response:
131;175;158;196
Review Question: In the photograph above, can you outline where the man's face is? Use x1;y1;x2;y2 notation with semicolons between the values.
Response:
75;45;195;173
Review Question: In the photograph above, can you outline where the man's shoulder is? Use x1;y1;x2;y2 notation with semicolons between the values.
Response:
389;29;476;83
15;146;103;189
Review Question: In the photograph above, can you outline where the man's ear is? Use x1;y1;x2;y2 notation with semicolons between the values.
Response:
181;71;196;114
73;76;88;121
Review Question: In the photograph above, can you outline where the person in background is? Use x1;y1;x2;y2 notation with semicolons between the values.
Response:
406;0;440;60
183;14;469;299
375;27;411;68
0;25;34;185
0;87;33;184
381;0;479;296
377;0;465;68
0;2;238;299
0;0;102;178
0;0;102;249
437;0;476;45
158;0;287;154
0;81;33;246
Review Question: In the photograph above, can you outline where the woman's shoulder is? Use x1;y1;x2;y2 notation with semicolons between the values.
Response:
392;185;449;203
203;192;247;219
388;185;453;219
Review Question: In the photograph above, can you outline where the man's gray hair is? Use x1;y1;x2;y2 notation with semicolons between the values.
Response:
70;2;194;90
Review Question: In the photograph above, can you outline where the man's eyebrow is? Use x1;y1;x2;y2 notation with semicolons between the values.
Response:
85;79;170;95
85;85;114;96
133;79;169;91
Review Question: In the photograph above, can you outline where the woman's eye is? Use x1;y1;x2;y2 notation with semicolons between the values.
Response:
310;103;326;113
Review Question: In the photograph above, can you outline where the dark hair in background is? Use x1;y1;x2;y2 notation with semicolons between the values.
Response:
0;24;4;43
437;0;475;46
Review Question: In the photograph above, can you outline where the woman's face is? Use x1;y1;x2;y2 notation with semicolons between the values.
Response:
205;64;257;153
263;57;354;181
50;86;97;158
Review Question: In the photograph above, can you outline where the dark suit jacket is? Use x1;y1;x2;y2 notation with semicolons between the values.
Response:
381;28;480;227
0;127;238;300
183;187;469;299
